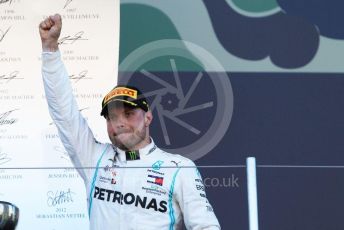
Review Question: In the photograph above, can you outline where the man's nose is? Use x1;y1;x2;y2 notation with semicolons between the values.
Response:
111;115;125;129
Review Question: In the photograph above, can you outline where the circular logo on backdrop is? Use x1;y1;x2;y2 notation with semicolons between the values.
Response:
119;39;233;160
226;0;281;17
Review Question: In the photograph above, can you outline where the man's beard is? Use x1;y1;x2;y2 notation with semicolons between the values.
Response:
110;126;147;151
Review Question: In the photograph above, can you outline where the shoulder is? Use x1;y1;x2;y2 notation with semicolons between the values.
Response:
91;140;113;159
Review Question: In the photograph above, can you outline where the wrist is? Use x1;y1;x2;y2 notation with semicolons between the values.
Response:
42;41;59;52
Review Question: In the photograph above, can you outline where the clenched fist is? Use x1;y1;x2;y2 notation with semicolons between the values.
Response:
39;14;62;52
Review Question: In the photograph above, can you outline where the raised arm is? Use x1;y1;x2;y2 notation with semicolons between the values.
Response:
39;14;103;182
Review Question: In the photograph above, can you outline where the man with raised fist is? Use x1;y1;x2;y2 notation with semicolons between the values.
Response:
39;14;221;230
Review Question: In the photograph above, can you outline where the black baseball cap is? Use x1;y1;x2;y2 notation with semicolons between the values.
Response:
100;85;149;116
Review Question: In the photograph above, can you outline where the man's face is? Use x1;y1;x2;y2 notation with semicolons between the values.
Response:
105;104;152;150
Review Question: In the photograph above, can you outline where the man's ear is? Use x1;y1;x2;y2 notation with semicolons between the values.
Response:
144;110;153;127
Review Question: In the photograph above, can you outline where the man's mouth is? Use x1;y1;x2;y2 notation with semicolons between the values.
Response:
115;131;131;137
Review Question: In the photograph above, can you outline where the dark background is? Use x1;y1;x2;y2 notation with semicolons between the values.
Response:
119;1;344;228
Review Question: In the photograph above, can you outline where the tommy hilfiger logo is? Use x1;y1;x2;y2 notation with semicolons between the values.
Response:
126;150;140;161
147;174;164;186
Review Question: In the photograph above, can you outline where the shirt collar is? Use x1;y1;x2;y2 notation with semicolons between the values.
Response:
115;138;156;162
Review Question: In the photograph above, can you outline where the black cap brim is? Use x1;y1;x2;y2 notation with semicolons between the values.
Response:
100;99;141;116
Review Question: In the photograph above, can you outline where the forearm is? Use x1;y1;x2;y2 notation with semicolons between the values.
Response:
42;51;75;125
42;51;92;158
